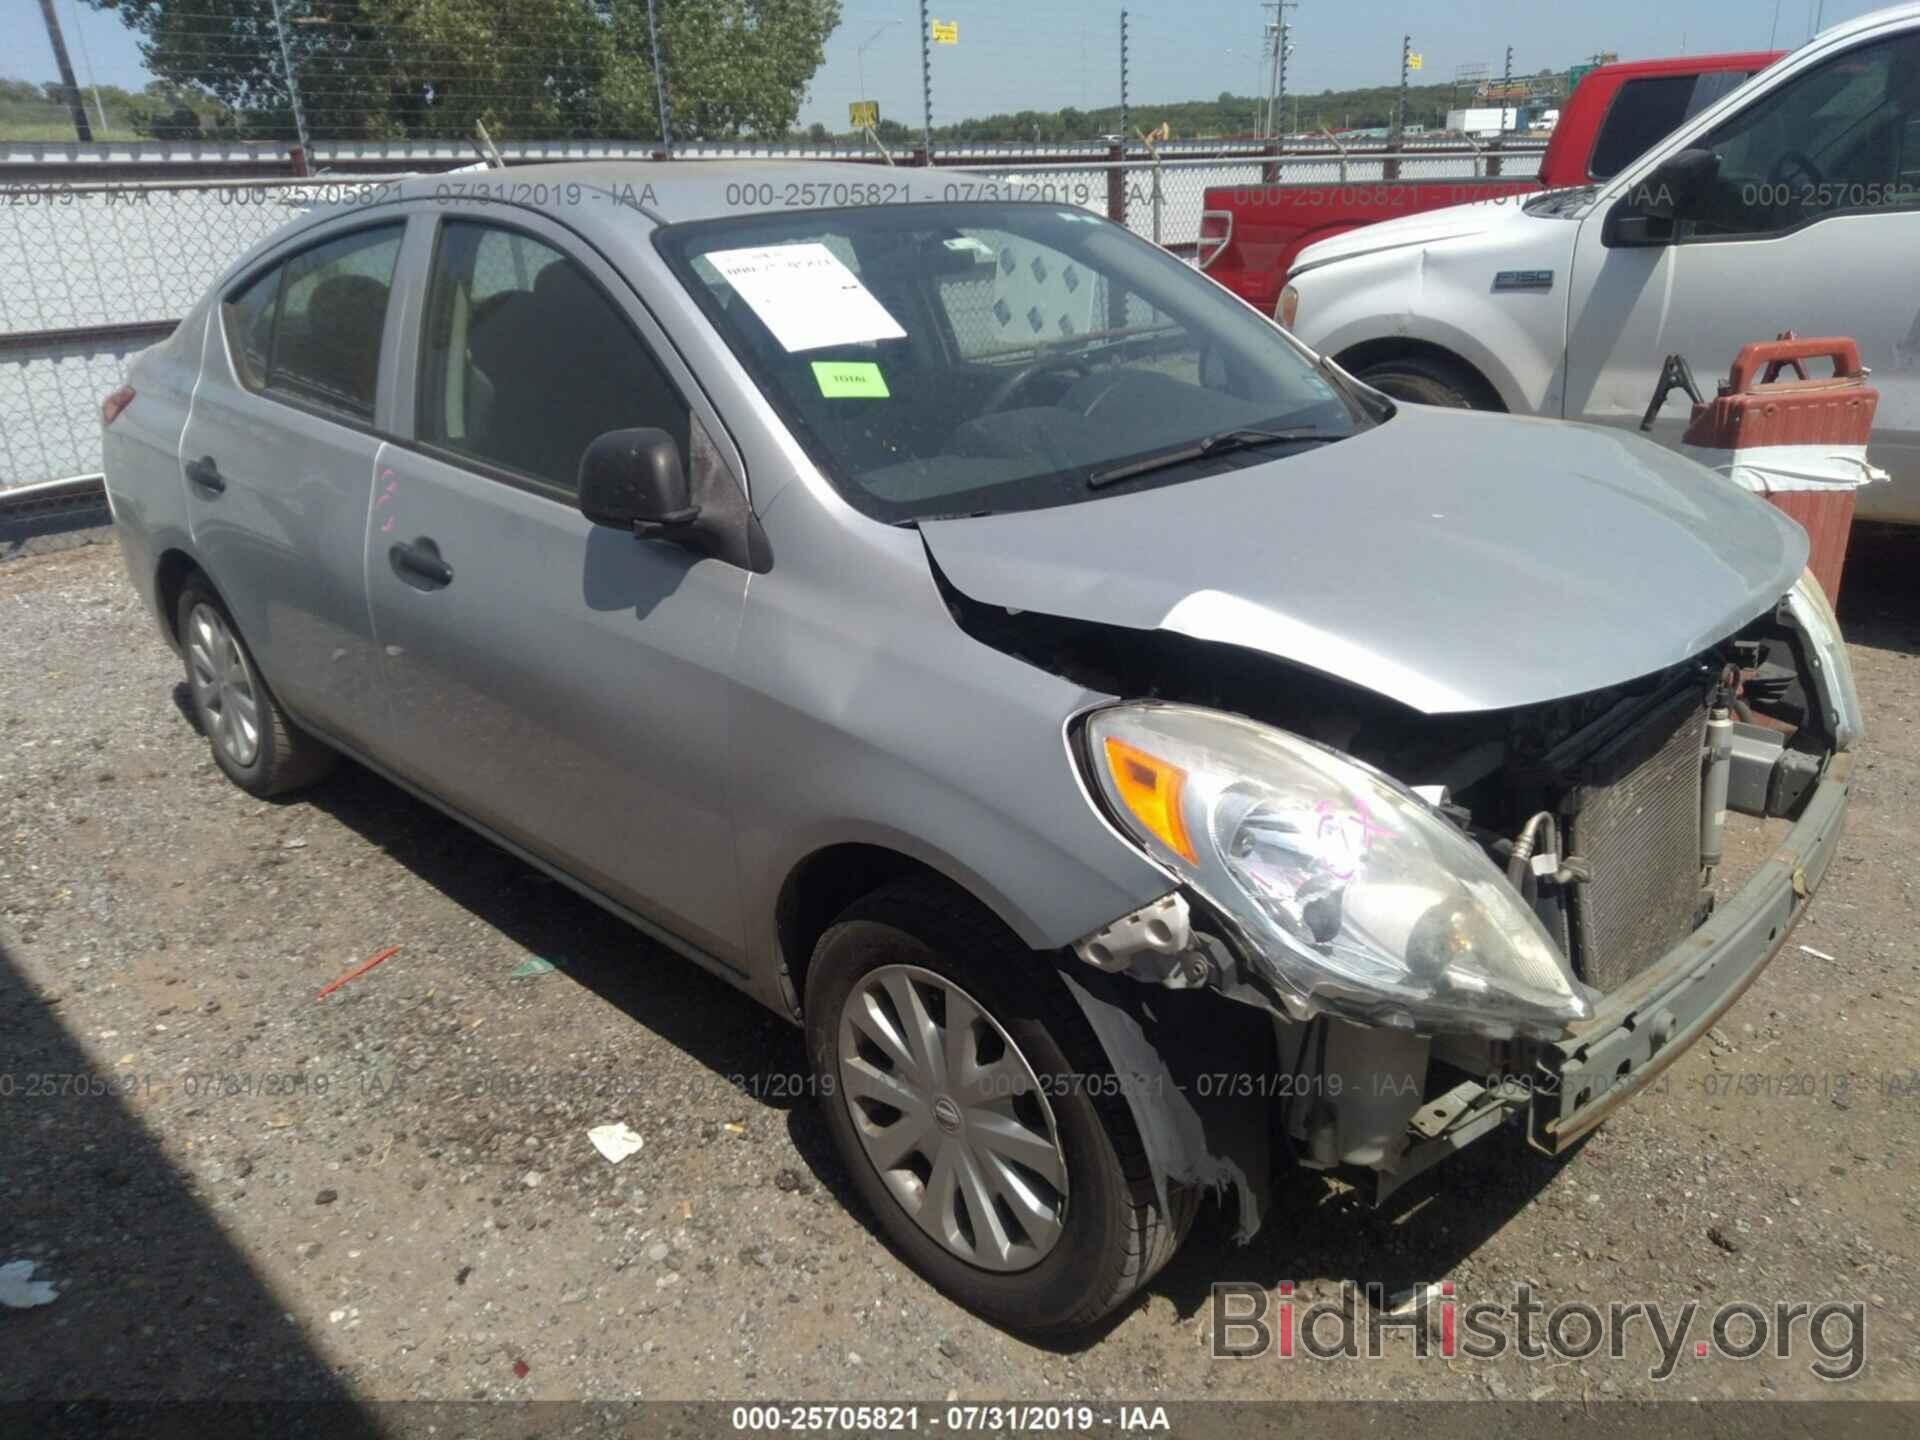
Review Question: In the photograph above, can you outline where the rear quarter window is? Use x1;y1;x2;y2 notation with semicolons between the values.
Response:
220;223;404;421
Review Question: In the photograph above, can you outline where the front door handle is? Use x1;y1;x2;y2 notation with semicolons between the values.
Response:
390;537;454;589
185;455;225;492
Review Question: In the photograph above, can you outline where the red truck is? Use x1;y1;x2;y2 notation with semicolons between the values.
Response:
1197;50;1784;316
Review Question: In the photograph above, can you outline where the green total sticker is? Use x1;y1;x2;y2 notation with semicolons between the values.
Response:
812;360;890;398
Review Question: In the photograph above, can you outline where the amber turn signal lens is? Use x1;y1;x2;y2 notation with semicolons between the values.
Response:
1101;736;1197;864
1277;285;1299;331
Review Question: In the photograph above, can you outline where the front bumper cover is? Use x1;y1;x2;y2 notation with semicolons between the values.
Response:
1526;749;1851;1152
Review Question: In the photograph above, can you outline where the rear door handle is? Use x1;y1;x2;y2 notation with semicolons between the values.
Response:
390;537;453;589
185;455;225;492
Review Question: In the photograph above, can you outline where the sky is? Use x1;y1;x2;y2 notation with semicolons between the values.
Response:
1;0;1895;134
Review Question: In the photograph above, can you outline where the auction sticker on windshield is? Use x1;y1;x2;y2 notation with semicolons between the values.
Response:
705;243;907;353
811;360;890;398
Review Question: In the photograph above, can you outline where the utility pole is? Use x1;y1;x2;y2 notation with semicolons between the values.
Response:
36;0;93;143
646;0;672;154
919;0;933;159
1119;10;1130;149
1394;33;1412;141
1263;5;1278;137
1273;3;1297;140
63;0;110;134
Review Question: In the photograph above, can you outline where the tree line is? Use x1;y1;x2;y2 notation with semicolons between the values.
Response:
15;4;1558;146
62;0;841;142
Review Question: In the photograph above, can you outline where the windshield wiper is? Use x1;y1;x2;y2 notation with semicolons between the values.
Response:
1086;427;1335;488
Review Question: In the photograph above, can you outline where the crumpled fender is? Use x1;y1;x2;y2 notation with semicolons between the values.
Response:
1060;968;1274;1242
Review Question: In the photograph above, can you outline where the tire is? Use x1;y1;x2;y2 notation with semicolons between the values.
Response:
175;576;334;798
1354;354;1489;409
804;877;1194;1335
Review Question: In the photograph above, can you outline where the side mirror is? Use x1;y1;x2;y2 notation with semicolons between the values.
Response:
577;428;699;538
1606;149;1720;247
1638;148;1720;220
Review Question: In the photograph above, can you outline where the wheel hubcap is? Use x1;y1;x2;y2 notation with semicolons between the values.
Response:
837;964;1069;1272
186;602;261;768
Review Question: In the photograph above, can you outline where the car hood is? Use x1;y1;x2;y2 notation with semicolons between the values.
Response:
920;408;1808;715
1290;194;1543;277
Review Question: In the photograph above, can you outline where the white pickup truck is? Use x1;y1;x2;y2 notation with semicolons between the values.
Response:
1283;2;1920;525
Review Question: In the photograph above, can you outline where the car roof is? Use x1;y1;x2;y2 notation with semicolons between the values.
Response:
1585;50;1784;79
367;160;964;229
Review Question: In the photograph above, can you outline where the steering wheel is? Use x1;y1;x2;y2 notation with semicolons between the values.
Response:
981;355;1084;414
1769;149;1824;190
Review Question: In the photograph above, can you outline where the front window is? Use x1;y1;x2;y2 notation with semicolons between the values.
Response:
656;204;1369;522
418;221;690;494
1686;33;1920;237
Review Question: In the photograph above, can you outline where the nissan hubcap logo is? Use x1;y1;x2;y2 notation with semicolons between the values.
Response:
932;1095;963;1134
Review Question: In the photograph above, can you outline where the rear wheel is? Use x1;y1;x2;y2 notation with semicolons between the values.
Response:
804;878;1192;1335
176;577;334;797
1354;354;1490;409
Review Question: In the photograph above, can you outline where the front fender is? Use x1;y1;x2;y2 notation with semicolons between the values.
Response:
1293;242;1568;415
730;488;1177;999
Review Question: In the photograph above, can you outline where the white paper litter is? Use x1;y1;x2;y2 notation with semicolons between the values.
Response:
706;243;907;354
588;1122;645;1164
0;1259;59;1308
1799;945;1837;962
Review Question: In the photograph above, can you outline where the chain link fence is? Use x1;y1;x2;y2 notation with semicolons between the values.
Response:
0;176;392;489
969;145;1544;254
1;142;1540;490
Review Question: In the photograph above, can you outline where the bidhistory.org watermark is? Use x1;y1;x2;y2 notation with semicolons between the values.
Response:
1211;1281;1866;1382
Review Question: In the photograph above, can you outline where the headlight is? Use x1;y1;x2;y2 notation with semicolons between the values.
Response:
1083;703;1591;1041
1277;283;1300;330
1783;569;1862;751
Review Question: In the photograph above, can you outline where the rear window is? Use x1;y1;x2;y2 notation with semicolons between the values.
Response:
1589;70;1756;179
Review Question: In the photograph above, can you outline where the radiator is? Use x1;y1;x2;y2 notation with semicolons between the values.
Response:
1568;691;1709;992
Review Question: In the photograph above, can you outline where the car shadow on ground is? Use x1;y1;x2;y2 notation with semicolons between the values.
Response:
1837;521;1920;658
288;748;1573;1353
293;746;820;1109
0;939;376;1420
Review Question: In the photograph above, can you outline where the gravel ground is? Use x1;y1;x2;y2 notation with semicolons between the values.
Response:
3;525;1918;1408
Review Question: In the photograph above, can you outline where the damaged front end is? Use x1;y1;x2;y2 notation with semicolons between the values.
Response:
1004;572;1855;1223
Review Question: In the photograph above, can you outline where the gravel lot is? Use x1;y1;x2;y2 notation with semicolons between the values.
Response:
3;524;1918;1409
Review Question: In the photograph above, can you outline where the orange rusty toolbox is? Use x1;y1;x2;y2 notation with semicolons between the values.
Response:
1680;334;1882;602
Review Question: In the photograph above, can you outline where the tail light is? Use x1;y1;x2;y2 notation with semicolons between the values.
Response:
102;385;135;427
1195;210;1233;270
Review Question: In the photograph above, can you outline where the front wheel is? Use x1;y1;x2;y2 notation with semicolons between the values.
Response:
804;879;1191;1335
1354;354;1490;409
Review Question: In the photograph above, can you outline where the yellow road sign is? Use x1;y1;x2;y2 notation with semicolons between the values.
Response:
1407;51;1423;70
931;19;958;44
849;100;879;128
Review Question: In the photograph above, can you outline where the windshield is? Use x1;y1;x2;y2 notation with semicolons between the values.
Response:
655;203;1369;522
